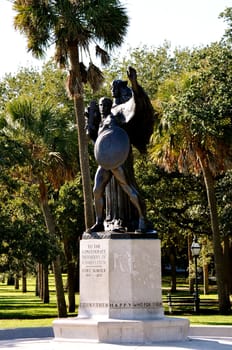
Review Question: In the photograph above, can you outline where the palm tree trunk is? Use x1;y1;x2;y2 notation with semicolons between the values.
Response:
74;96;94;229
7;274;14;286
14;274;19;290
169;250;176;293
52;256;67;317
43;264;49;304
223;235;231;299
229;238;232;294
39;263;43;299
39;181;67;317
22;265;27;293
63;237;76;312
197;149;231;313
68;44;94;229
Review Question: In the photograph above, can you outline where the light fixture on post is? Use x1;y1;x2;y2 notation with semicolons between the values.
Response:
191;236;201;314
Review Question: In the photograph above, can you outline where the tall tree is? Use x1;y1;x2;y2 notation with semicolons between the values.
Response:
55;178;84;312
12;0;129;229
216;171;232;294
5;95;78;316
151;43;232;313
0;65;84;314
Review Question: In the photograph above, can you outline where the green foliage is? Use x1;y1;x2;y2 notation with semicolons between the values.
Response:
216;170;232;237
0;182;57;274
134;154;209;269
149;42;232;313
151;42;232;176
219;7;232;44
54;177;85;242
0;62;72;115
0;65;80;275
101;43;175;98
1;37;232;308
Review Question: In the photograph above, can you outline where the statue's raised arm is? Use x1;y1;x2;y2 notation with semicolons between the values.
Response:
111;66;155;154
125;66;155;153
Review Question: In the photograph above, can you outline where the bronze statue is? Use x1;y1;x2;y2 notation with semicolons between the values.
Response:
86;67;155;234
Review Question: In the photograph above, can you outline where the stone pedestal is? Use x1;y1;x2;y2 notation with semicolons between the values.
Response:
53;233;189;343
79;236;163;319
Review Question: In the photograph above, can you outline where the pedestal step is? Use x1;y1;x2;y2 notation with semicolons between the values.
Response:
53;316;189;344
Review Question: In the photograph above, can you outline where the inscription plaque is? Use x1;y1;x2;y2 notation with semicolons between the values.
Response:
81;242;107;278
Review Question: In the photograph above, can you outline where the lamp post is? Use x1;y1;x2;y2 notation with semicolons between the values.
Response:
191;236;201;314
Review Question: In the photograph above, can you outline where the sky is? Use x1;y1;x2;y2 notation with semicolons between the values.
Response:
0;0;232;78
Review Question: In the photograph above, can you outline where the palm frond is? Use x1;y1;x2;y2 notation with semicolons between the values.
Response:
54;44;68;68
65;70;83;99
13;0;53;58
80;62;88;83
6;97;35;130
48;151;64;164
87;63;104;92
95;45;110;65
89;1;129;49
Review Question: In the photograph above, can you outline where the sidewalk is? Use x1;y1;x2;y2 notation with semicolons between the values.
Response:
0;326;53;340
0;326;232;350
1;336;232;350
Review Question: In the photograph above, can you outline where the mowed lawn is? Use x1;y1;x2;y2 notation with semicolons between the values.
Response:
0;274;232;328
0;274;78;328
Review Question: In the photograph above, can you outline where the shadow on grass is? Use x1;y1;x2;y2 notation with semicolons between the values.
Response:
0;293;62;319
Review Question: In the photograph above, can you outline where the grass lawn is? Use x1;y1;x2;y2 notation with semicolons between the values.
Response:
180;314;232;325
0;274;77;329
162;274;232;325
0;274;231;329
0;318;56;329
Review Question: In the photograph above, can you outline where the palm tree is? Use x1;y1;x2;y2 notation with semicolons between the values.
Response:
12;0;129;229
151;43;232;313
5;96;78;317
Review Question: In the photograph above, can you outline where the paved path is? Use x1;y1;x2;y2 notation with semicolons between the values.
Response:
1;337;232;350
1;327;232;350
0;327;53;340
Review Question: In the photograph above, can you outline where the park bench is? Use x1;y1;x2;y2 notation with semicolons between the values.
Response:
166;294;195;314
165;293;219;314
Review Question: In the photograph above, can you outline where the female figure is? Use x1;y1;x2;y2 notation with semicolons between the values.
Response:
86;67;155;233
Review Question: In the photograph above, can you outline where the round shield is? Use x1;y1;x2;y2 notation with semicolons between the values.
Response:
94;126;130;170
